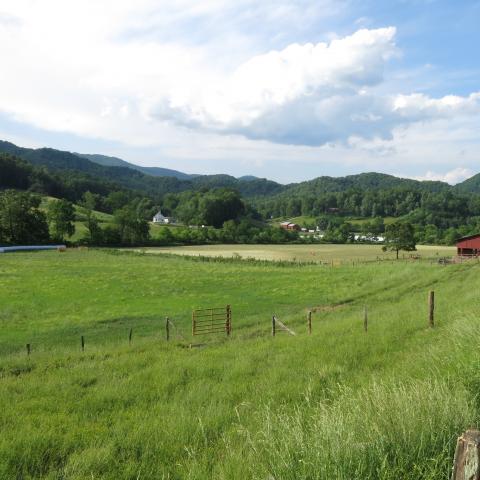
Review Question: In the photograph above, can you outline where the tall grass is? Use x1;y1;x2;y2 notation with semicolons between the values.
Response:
0;249;479;478
231;380;472;479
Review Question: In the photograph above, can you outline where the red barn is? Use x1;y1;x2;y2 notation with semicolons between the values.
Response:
280;222;301;231
456;234;480;256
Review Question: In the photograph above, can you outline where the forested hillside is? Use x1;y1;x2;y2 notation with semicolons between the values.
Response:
454;173;480;194
2;139;480;247
0;141;282;198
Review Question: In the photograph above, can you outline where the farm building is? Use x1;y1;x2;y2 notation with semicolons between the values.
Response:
354;234;385;243
152;211;173;224
456;234;480;256
280;222;301;231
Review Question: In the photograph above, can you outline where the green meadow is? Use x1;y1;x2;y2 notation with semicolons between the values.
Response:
0;248;479;479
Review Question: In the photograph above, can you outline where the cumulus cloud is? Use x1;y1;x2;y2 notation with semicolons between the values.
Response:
0;0;479;177
393;92;480;121
150;28;480;146
152;27;400;144
412;167;474;185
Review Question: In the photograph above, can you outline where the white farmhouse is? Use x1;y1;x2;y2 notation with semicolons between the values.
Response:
152;211;172;224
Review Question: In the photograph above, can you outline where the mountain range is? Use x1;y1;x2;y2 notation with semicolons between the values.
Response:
1;139;479;197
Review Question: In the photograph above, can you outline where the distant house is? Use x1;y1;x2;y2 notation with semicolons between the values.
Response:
152;211;173;224
280;222;301;231
456;234;480;256
354;234;385;243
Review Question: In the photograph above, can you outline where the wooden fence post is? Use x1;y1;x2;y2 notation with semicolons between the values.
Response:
451;429;480;479
428;290;435;328
308;311;312;335
81;335;85;352
364;306;368;333
272;315;276;337
226;305;232;336
26;343;31;356
129;328;133;345
165;317;170;341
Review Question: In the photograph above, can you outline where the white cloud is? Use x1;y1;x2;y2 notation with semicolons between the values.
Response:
0;0;479;180
149;27;480;147
393;92;480;120
411;168;474;185
152;27;400;144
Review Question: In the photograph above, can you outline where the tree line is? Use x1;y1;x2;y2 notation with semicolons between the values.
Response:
2;150;480;248
0;189;299;247
252;188;480;244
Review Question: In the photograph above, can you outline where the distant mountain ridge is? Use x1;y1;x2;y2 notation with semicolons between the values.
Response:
453;173;480;194
74;153;197;180
0;140;283;198
0;139;478;197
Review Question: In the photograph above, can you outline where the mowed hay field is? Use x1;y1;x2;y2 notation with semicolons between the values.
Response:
1;249;479;479
134;243;456;263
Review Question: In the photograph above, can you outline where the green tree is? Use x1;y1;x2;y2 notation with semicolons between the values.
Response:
382;222;416;259
106;191;131;212
113;206;150;245
443;227;459;246
80;192;103;244
0;190;50;244
198;189;245;228
47;199;75;241
156;227;175;245
286;198;301;217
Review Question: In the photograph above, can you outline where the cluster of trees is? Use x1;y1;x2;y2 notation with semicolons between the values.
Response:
0;190;76;244
161;189;253;227
255;188;480;225
0;190;152;247
309;213;479;246
0;190;50;244
305;213;478;246
254;187;480;245
150;220;299;246
0;153;254;225
0;189;291;247
81;196;151;246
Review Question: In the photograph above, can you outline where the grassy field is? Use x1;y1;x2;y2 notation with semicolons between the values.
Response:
134;243;456;263
0;249;478;479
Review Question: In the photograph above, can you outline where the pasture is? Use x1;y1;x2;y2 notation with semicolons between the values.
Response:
0;248;478;479
134;243;456;263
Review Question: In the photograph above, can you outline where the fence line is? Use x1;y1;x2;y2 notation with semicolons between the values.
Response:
13;287;443;356
167;317;187;342
271;315;296;336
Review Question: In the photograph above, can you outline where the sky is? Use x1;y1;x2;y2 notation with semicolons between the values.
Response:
0;0;479;184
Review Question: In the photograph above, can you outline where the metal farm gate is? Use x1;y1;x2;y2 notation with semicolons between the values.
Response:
192;305;232;336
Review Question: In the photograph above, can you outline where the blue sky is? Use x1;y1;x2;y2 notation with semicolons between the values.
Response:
0;0;479;183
